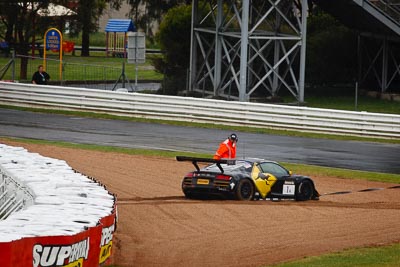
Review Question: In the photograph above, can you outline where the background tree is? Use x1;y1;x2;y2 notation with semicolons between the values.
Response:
125;0;191;40
153;4;192;95
0;0;124;77
0;0;51;79
306;9;358;87
68;0;122;57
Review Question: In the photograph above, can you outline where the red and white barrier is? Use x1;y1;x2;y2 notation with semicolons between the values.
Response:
0;144;117;267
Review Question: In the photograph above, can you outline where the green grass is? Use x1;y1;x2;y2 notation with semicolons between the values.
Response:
305;95;400;115
2;137;211;158
270;243;400;267
65;32;107;47
58;53;163;81
283;162;400;184
0;54;163;82
282;86;400;115
101;216;400;265
0;29;163;82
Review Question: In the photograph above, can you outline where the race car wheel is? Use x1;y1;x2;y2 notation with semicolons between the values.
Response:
235;179;254;201
183;191;193;199
296;180;313;201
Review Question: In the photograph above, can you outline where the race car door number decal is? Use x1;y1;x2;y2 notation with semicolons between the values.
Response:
197;179;209;185
282;184;295;195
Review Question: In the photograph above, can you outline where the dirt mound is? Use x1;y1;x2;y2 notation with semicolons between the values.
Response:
2;140;400;267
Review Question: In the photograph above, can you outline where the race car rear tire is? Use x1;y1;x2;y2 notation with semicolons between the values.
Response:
235;179;254;201
296;180;313;201
183;191;193;199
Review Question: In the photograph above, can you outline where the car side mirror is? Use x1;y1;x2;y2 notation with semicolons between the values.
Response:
289;170;293;175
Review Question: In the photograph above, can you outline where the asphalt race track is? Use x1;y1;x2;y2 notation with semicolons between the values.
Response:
0;107;399;174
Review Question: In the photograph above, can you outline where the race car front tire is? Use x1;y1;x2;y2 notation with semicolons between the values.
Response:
296;180;313;201
235;179;254;201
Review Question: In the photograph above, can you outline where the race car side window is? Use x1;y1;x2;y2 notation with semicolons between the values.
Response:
259;162;289;178
254;163;263;173
236;160;253;171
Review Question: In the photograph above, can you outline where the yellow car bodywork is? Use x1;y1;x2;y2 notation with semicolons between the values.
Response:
251;164;277;198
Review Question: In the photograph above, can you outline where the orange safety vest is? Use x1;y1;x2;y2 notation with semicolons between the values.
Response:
213;139;236;160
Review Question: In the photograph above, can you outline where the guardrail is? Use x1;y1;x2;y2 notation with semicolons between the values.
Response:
0;81;399;139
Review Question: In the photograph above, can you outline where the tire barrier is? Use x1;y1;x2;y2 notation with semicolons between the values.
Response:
0;144;117;267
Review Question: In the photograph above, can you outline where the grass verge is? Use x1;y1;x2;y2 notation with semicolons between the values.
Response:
0;54;163;82
305;95;400;115
270;243;400;267
0;137;211;159
283;162;400;184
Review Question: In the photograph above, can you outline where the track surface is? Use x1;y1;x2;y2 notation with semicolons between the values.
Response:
2;140;399;267
1;108;400;173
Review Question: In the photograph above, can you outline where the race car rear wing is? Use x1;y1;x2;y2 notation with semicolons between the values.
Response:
176;156;236;173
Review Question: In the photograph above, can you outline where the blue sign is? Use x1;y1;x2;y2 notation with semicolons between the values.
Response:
45;29;61;50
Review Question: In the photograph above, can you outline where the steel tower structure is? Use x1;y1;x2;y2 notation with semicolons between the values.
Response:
315;0;400;93
189;0;308;102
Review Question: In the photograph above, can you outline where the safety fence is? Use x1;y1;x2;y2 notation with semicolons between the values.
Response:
0;81;399;139
0;54;128;90
0;143;117;267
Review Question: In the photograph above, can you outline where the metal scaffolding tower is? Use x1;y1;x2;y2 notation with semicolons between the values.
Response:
315;0;400;93
189;0;308;102
358;33;400;93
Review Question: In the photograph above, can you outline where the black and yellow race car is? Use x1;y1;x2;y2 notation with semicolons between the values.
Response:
177;156;320;201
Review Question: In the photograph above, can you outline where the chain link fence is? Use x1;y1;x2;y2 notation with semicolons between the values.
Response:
0;54;139;91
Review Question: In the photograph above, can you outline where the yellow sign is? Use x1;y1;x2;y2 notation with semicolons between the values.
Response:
43;28;63;80
99;241;113;264
64;258;84;267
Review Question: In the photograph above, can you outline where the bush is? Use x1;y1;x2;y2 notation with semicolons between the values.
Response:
154;4;193;95
306;12;358;86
